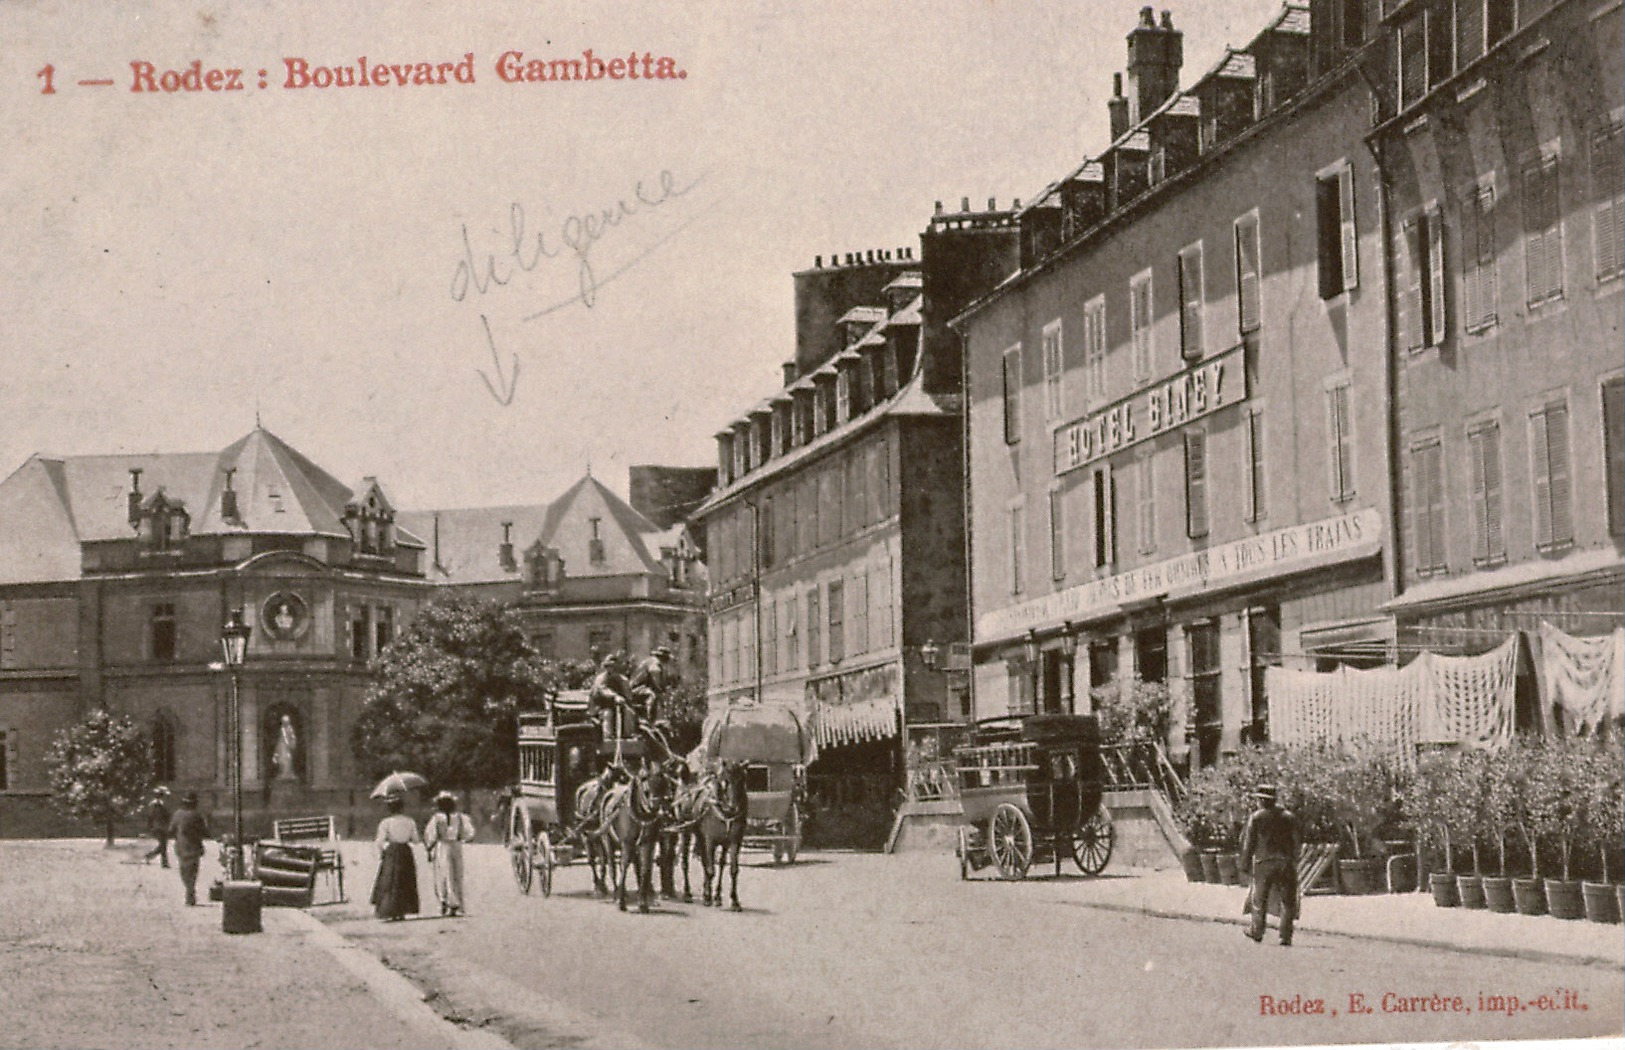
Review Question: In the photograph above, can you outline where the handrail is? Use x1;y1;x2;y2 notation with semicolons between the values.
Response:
1100;739;1186;805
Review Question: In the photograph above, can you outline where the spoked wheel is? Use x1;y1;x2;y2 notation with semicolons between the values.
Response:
956;826;972;880
534;830;554;897
989;803;1033;880
1072;809;1116;876
509;805;534;894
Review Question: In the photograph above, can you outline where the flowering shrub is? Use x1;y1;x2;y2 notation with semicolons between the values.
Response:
43;710;152;846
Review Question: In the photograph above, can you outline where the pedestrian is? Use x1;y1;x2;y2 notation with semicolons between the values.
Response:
167;791;212;906
1239;782;1301;947
423;791;475;917
143;787;171;868
370;793;421;921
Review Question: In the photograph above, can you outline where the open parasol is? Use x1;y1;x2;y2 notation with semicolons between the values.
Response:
369;771;428;799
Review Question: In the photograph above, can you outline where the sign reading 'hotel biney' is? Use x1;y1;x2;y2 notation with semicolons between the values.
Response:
1052;345;1247;475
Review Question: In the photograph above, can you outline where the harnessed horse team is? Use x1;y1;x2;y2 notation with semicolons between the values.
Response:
567;649;751;913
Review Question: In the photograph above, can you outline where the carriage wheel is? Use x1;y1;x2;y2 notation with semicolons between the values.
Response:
1072;810;1115;876
989;803;1033;880
535;830;555;898
509;806;534;894
956;826;971;881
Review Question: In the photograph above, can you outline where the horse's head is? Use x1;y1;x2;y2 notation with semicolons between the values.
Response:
634;760;677;820
715;760;750;816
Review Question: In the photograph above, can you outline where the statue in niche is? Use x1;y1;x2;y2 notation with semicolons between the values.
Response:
273;714;299;781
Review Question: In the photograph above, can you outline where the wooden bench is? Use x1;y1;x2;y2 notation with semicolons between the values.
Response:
271;815;346;904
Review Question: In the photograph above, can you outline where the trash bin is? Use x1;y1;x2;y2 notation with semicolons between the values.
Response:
221;880;263;934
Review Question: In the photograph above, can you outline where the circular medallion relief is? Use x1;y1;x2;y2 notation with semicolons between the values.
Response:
261;591;310;641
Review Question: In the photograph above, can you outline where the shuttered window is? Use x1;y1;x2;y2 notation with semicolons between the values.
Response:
805;587;821;669
1456;0;1485;66
762;600;777;676
1137;456;1157;553
1178;243;1204;361
1002;345;1023;444
1523;152;1564;305
1083;297;1107;405
826;579;844;664
1411;438;1447;575
1009;503;1026;595
1603;378;1625;536
1244;408;1267;522
1130;271;1154;380
1593;121;1624;283
1327;382;1356;503
1467;420;1505;567
1398;14;1427;110
1042;321;1064;421
1317;165;1358;297
1399;207;1447;351
1184;431;1209;538
1529;400;1574;550
1462;184;1498;333
1235;213;1261;335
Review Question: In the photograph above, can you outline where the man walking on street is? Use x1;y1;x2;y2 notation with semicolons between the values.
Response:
167;791;213;906
143;787;171;867
1239;783;1300;947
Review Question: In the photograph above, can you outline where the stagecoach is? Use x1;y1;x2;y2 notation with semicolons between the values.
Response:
953;713;1115;880
505;692;650;896
696;703;815;864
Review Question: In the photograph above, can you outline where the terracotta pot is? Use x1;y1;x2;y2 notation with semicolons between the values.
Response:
1511;876;1547;916
1456;874;1485;910
1544;879;1585;921
1199;852;1222;883
1340;857;1385;896
1429;871;1460;907
1482;875;1516;913
1179;848;1206;883
1581;881;1621;924
1216;852;1240;886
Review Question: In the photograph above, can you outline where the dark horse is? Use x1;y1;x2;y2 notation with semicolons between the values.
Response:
694;760;748;910
599;761;675;912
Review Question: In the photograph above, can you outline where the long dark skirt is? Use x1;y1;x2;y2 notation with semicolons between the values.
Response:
371;843;419;920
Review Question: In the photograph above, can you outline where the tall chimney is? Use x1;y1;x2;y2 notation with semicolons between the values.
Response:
220;467;239;523
127;468;143;529
782;361;798;386
1126;6;1182;124
499;521;516;572
1108;71;1131;140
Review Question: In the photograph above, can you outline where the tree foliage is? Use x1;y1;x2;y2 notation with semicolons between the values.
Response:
44;709;152;846
350;595;556;789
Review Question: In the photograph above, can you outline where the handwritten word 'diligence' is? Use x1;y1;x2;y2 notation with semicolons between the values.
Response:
449;170;698;310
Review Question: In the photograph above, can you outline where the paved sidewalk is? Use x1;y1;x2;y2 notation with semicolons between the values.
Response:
1064;867;1624;967
0;838;507;1050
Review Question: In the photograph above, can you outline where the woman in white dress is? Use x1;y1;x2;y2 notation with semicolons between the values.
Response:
424;791;476;916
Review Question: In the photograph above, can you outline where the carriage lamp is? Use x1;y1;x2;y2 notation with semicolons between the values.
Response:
919;638;941;670
1022;629;1040;667
1059;623;1079;658
220;609;251;881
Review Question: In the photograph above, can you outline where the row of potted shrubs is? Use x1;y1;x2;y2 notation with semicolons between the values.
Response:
1171;737;1624;924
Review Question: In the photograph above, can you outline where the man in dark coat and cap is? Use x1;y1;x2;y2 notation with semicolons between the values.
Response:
167;792;213;906
1239;783;1300;946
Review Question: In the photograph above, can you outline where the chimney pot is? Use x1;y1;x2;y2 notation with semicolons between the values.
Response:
961;196;970;211
1161;9;1173;28
1013;198;1021;208
815;255;822;268
988;197;997;210
845;253;853;265
1140;6;1154;27
934;200;943;214
1114;72;1124;95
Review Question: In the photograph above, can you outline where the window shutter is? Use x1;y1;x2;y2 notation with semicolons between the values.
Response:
1604;379;1625;534
1339;167;1359;291
1530;408;1554;547
1327;385;1353;501
1401;219;1424;351
1049;488;1066;580
1236;215;1261;334
1244;409;1266;521
1002;346;1022;444
1131;276;1153;378
1184;431;1209;538
1138;457;1156;552
1469;424;1503;564
1179;247;1204;361
1456;0;1485;65
1412;441;1443;572
1427;205;1447;345
1547;403;1572;545
1593;123;1625;281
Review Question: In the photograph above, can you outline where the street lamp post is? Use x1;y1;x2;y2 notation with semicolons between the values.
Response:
220;609;251;880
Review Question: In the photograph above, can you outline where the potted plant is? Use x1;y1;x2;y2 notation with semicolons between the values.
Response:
1330;749;1397;895
1173;769;1229;882
1532;738;1587;920
1453;751;1491;909
1403;752;1458;906
1510;740;1549;916
1481;741;1520;913
1580;738;1622;924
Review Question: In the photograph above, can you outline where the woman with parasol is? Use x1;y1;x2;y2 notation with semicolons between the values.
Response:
369;772;426;921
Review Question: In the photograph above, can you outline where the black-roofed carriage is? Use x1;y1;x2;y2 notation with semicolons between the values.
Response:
505;691;651;896
697;703;815;863
954;713;1115;880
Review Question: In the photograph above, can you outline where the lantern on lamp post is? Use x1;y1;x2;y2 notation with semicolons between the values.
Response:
220;609;251;880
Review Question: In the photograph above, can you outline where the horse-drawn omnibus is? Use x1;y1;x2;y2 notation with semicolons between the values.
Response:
953;713;1115;880
696;703;814;863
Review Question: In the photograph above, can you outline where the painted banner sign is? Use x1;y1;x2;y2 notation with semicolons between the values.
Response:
1052;344;1247;475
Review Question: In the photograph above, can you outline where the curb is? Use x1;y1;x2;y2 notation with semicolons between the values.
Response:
1063;897;1624;970
276;908;515;1050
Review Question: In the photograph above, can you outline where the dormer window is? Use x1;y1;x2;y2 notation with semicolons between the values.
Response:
137;492;189;552
344;486;396;556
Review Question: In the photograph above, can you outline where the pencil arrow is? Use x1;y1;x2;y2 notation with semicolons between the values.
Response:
476;314;519;406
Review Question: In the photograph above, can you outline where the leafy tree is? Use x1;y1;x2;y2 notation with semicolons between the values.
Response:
44;709;152;846
351;595;555;789
662;676;710;756
1088;677;1171;744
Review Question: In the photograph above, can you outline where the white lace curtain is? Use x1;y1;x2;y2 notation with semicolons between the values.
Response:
1266;636;1518;764
1539;623;1625;733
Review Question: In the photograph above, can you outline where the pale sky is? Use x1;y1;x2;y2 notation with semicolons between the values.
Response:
2;0;1281;509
